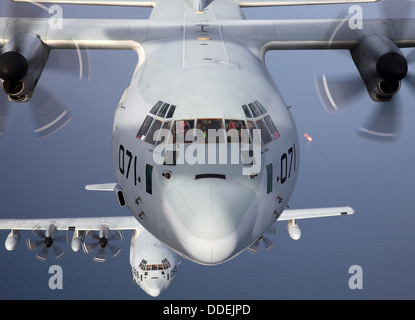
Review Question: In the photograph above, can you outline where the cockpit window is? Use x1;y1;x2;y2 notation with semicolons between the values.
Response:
241;101;280;144
139;258;171;271
150;101;163;115
166;105;176;118
172;119;195;143
242;105;252;118
196;119;224;143
136;101;177;144
254;100;267;115
162;258;171;269
157;103;170;118
248;103;261;117
136;115;153;140
225;119;247;143
145;119;163;145
255;118;273;144
247;120;257;141
264;115;280;139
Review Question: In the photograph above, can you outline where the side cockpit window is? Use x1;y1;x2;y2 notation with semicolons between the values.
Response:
136;115;153;140
145;119;162;145
136;101;177;143
254;100;267;115
264;115;280;139
150;101;163;115
242;105;252;118
241;101;280;145
255;118;273;144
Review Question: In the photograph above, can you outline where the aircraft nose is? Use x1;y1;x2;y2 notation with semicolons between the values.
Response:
142;278;166;297
164;178;258;264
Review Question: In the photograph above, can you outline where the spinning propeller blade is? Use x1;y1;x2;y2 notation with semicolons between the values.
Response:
26;228;68;261
315;0;414;143
247;225;279;254
0;1;91;139
82;228;124;263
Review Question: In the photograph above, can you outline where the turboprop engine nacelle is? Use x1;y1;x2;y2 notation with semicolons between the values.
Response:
351;33;407;102
71;230;86;252
5;230;20;251
287;220;301;240
0;33;50;102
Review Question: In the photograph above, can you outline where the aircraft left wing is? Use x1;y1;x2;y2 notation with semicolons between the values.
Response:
221;18;415;53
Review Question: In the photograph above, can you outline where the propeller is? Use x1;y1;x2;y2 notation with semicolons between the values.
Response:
0;1;91;139
0;86;72;139
26;226;68;261
82;227;124;263
315;0;415;143
247;224;279;253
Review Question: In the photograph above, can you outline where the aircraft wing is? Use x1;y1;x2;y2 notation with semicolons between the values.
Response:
11;0;379;6
278;206;355;221
236;0;379;7
12;0;156;6
0;18;185;49
1;14;415;51
221;18;415;53
0;216;140;231
0;216;142;260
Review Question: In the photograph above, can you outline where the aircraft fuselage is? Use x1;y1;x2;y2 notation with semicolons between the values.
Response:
111;1;299;265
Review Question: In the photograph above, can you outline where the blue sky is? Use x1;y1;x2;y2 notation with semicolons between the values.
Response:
0;1;415;300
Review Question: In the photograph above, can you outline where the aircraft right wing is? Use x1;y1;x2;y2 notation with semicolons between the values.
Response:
275;206;354;240
0;215;142;260
236;0;379;7
0;18;184;50
279;206;355;221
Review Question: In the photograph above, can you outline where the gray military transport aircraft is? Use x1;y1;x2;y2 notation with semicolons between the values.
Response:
0;0;412;296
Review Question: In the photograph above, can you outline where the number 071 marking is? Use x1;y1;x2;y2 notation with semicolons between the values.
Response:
280;144;296;184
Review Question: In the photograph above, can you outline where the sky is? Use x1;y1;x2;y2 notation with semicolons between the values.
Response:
1;0;415;300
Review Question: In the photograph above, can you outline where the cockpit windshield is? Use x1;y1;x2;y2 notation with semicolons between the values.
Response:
138;258;171;271
136;100;280;146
